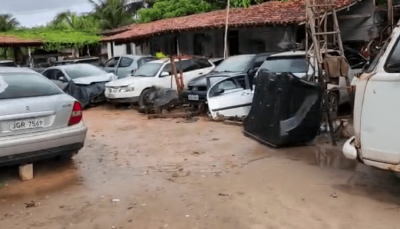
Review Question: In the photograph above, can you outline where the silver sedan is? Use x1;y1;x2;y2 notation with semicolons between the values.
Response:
0;67;87;166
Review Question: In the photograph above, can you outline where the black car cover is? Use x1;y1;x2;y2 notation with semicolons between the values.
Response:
243;70;323;147
63;81;106;108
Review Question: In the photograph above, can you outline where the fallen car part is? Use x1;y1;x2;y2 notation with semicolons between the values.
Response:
243;71;322;148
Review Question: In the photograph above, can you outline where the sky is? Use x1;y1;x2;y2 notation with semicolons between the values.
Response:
1;0;95;27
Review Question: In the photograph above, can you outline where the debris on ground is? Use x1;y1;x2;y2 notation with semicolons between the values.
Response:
331;193;338;198
218;193;229;196
25;201;37;208
112;199;120;202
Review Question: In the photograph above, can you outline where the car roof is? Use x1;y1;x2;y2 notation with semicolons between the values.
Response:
0;67;38;74
47;63;97;70
269;50;338;58
120;55;153;60
0;60;14;63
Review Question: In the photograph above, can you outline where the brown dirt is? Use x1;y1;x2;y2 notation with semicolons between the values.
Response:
1;105;400;229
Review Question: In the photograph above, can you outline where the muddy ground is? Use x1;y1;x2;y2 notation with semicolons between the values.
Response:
1;105;400;229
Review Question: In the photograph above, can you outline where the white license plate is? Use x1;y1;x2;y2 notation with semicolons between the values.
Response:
10;119;44;131
188;94;199;101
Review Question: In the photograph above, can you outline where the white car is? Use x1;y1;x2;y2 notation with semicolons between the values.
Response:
105;58;215;106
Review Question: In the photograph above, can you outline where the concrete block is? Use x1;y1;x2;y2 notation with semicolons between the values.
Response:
19;164;33;181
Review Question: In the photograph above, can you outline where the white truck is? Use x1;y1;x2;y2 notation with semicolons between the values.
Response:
343;22;400;172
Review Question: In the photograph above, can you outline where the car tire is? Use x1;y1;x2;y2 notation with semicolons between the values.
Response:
327;91;339;120
139;88;155;108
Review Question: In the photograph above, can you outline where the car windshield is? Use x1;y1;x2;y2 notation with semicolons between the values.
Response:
214;55;254;73
133;63;163;77
261;56;307;73
64;64;107;79
0;73;61;99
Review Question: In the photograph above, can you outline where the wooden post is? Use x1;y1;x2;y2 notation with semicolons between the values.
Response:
388;0;394;34
223;0;230;59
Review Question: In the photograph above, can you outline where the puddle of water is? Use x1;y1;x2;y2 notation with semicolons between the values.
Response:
249;138;357;171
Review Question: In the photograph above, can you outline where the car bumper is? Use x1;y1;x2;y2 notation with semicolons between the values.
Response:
342;136;400;172
0;122;87;165
342;136;357;160
181;91;207;104
107;96;139;103
105;90;141;103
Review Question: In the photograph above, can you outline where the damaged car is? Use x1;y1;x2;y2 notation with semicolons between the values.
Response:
0;67;87;166
42;64;117;108
182;54;274;109
207;74;253;120
105;57;215;106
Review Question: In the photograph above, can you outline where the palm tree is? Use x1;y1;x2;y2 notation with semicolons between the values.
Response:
88;0;134;30
51;11;100;33
0;14;19;32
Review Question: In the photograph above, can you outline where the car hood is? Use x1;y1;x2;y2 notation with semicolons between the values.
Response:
105;76;156;87
72;73;116;85
188;71;245;86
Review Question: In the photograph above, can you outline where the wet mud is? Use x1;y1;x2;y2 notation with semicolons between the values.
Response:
0;105;399;229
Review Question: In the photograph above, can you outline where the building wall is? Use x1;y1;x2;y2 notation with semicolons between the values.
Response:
338;0;380;41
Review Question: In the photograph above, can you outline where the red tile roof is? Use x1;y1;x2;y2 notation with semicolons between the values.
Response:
103;0;356;42
0;35;43;47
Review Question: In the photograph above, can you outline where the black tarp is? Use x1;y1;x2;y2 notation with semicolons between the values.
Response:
243;70;323;147
63;81;106;108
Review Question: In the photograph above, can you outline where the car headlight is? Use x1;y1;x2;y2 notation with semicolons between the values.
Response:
120;86;134;92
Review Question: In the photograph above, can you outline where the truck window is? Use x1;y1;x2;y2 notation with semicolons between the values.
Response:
385;38;400;73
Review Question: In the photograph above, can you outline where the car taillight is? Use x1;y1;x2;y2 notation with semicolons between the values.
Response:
69;101;83;126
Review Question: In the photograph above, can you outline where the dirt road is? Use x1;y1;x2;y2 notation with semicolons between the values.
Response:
1;106;400;229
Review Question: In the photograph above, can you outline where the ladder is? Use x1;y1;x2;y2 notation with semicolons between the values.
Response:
305;0;353;145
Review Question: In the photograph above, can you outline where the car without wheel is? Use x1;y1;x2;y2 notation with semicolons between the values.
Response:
0;67;87;166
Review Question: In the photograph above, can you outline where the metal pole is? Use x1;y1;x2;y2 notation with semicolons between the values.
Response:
223;0;230;59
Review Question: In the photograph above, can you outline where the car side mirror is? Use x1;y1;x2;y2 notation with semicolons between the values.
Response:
58;76;67;82
131;69;137;74
160;72;169;77
217;88;225;94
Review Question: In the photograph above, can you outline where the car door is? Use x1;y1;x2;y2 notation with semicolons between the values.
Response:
207;75;253;119
103;57;120;74
116;57;136;78
42;69;69;90
358;37;400;164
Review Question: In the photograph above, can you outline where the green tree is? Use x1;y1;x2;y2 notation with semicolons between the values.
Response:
138;0;265;23
138;0;213;23
0;14;19;32
88;0;134;30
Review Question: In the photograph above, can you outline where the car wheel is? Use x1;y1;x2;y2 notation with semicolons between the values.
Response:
327;91;339;120
139;88;155;108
